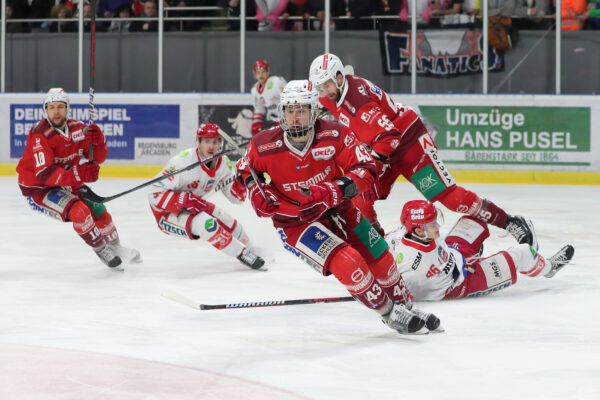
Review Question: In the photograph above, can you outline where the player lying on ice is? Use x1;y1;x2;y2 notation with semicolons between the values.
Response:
237;79;442;334
16;88;140;269
385;200;575;300
148;123;265;270
309;53;538;250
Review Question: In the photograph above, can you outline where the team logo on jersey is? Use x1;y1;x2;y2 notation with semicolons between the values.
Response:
258;140;283;152
205;218;217;232
390;139;400;149
437;246;449;263
316;130;339;139
311;146;336;160
33;137;43;151
338;113;350;127
369;84;383;99
71;129;85;142
358;85;367;96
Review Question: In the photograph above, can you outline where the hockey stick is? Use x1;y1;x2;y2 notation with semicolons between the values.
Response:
161;289;355;310
87;0;98;161
79;143;248;203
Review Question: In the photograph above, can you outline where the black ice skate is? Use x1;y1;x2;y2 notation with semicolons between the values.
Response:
94;245;123;269
113;245;142;264
410;308;444;332
382;304;428;335
544;245;575;278
504;215;538;251
237;248;266;270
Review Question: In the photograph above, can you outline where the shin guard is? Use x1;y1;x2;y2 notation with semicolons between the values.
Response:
67;200;104;248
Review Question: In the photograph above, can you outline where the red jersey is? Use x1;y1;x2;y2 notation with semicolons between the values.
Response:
16;118;108;196
319;75;427;163
238;119;377;227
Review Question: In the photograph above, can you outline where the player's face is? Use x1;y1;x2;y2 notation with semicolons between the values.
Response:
316;79;340;102
254;68;269;86
283;104;312;136
46;102;68;128
422;221;440;239
197;137;222;158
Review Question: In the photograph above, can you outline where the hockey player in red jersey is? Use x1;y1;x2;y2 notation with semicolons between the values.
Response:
251;60;287;136
148;123;265;270
16;88;140;269
237;79;441;334
386;200;574;300
309;53;538;250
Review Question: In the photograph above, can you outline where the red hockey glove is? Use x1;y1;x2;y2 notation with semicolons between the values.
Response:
299;181;342;223
72;162;100;184
249;183;279;218
84;124;105;147
251;121;263;136
230;176;247;202
362;180;381;202
174;193;215;216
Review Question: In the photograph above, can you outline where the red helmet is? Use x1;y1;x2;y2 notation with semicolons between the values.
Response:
253;60;269;72
196;123;222;140
401;200;438;233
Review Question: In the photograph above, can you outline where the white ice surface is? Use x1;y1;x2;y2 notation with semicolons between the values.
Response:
1;177;599;399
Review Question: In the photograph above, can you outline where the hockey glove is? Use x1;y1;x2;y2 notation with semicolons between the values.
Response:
299;181;342;223
84;124;105;147
72;162;100;184
174;193;215;216
249;183;279;218
230;175;247;202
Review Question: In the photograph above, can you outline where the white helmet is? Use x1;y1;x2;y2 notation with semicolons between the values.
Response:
43;88;69;109
309;53;345;90
279;80;319;138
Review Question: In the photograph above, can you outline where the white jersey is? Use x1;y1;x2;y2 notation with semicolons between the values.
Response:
148;147;242;212
385;227;466;301
251;75;287;122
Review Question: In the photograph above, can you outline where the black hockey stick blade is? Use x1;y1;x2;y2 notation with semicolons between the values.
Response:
79;142;247;204
161;290;355;310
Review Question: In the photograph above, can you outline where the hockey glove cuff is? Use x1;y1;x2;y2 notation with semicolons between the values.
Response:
299;181;343;223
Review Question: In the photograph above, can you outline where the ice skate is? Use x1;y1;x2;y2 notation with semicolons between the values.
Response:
410;308;443;332
112;244;142;264
237;248;267;270
94;245;123;270
382;303;428;335
544;245;575;278
504;215;538;250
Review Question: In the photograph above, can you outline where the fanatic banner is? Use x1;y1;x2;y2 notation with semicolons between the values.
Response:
419;105;592;166
380;27;503;76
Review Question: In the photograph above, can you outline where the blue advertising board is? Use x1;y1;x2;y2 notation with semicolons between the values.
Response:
10;104;179;159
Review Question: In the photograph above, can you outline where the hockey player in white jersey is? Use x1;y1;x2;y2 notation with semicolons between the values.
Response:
148;123;265;270
250;60;287;136
385;200;574;300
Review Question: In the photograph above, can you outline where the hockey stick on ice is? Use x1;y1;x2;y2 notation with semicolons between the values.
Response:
86;0;98;161
161;289;355;310
79;143;248;203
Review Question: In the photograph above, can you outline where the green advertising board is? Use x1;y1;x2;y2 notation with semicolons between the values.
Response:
419;106;591;166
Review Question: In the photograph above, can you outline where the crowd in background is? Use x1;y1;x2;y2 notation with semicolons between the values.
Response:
4;0;600;33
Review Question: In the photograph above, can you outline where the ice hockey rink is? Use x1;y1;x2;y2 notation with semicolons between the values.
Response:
1;176;598;400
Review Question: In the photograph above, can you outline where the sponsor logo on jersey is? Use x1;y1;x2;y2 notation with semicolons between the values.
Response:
33;137;43;151
338;113;350;127
390;139;400;149
27;196;61;220
71;129;85;142
282;165;332;191
395;252;404;264
316;129;339;139
342;100;356;114
205;218;217;232
369;84;383;99
357;85;367;96
467;281;511;298
410;253;422;270
490;260;501;278
54;149;84;164
299;226;338;259
279;227;324;274
350;168;367;179
368;227;381;247
343;134;356;148
410;165;446;200
311;146;336;160
258;140;283;152
437;246;449;263
159;217;188;237
351;268;365;283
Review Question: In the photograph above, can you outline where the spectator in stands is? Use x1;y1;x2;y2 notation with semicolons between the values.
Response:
586;0;600;29
49;3;76;32
6;1;30;33
130;0;159;31
256;0;289;31
99;0;135;17
109;3;134;31
399;0;434;25
76;0;108;32
217;0;258;30
431;0;468;25
283;0;345;30
345;0;374;30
